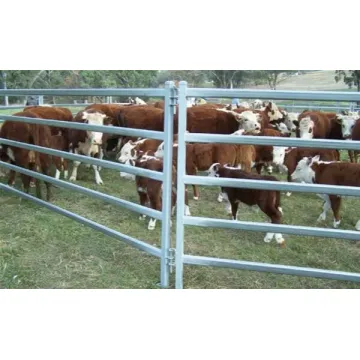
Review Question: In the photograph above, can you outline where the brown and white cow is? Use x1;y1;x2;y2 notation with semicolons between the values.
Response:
336;114;360;163
133;152;190;230
282;147;340;196
291;156;360;230
155;139;256;202
68;109;108;185
207;163;285;246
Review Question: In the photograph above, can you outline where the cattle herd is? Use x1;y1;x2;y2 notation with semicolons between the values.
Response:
0;97;360;247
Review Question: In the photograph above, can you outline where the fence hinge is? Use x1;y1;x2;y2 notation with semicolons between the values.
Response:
167;248;176;273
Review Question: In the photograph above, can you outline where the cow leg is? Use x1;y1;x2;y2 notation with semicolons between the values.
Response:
69;149;81;182
286;170;292;197
317;194;331;222
92;152;103;185
147;190;161;230
183;188;191;216
192;185;200;200
349;150;354;163
138;192;149;221
217;190;224;202
260;200;284;246
69;160;81;182
53;156;62;180
63;159;68;180
255;163;263;175
230;200;239;221
8;169;16;186
98;147;104;172
30;178;36;188
41;161;52;202
329;195;342;228
20;173;32;195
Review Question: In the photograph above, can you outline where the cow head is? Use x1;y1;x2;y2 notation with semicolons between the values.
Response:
266;101;284;123
236;111;262;132
274;122;291;136
272;147;287;166
81;111;107;146
206;163;221;177
291;156;319;183
117;139;138;163
251;99;263;110
284;112;299;132
298;116;314;139
336;114;358;139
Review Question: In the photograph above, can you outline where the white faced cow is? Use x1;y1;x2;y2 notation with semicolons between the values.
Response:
69;110;107;185
336;113;360;139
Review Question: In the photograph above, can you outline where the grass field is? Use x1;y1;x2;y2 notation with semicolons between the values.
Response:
1;146;360;289
1;92;360;289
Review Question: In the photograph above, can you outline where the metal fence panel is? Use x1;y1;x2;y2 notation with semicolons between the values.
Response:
0;184;161;258
0;83;175;289
175;81;360;289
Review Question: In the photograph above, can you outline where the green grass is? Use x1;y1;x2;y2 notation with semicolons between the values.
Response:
1;155;360;289
1;106;360;289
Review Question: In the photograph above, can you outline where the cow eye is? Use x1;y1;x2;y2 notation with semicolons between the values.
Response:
309;128;313;133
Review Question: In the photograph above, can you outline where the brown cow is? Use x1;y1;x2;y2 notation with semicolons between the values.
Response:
291;156;360;230
132;152;190;230
283;147;340;196
207;163;285;246
155;141;256;201
0;111;53;200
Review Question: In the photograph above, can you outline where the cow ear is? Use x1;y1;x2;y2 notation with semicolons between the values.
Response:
214;163;220;172
335;115;343;124
312;155;320;163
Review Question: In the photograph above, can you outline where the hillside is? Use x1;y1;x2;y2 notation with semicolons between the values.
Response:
249;70;350;91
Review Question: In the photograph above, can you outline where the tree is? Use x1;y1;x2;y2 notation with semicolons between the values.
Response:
335;70;360;92
205;71;252;88
252;71;297;90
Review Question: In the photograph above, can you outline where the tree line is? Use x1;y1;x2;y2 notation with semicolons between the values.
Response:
0;70;359;104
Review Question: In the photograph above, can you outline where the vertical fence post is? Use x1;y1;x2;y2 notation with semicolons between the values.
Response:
175;81;188;289
38;95;44;105
160;81;175;288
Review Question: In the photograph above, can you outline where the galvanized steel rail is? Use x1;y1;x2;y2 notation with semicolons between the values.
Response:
175;81;360;289
0;83;176;289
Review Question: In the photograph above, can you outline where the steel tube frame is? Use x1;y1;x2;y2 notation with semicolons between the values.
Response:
0;184;161;258
0;88;166;97
183;255;360;282
0;114;165;140
0;138;163;181
0;161;162;220
0;84;176;289
159;81;175;288
175;81;360;289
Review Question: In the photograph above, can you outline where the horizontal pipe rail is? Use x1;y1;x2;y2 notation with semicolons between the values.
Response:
0;139;163;181
0;161;163;220
184;216;360;241
0;184;161;258
185;133;360;151
0;88;167;97
184;175;360;197
0;114;165;141
186;88;360;102
183;254;360;282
